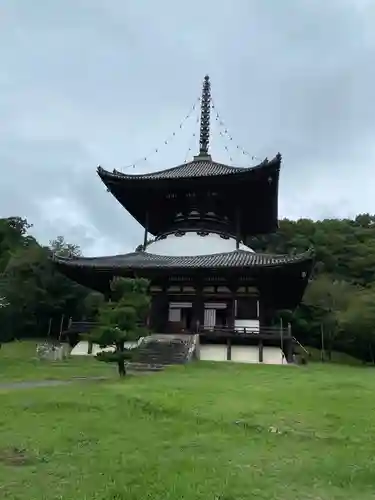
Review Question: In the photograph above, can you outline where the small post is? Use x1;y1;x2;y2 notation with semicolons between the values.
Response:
47;317;52;337
232;295;237;329
58;314;65;341
287;322;293;363
280;317;284;364
227;337;232;360
320;323;325;362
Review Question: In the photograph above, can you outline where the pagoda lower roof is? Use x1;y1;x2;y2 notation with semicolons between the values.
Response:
53;248;315;309
53;248;314;271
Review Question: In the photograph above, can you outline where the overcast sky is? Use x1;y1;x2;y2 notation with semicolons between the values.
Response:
1;0;375;256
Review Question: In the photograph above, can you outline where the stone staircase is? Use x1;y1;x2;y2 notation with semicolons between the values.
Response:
129;334;197;371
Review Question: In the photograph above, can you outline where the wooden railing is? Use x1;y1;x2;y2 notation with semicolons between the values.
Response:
66;321;98;334
198;325;291;337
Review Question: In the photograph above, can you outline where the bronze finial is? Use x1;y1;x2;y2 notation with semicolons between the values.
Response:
199;75;211;156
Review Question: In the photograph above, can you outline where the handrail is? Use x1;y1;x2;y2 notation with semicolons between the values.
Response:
292;336;310;355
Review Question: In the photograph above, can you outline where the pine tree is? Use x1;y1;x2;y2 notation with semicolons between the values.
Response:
91;277;150;377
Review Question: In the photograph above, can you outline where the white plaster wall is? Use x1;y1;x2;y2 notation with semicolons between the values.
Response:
70;340;138;356
91;344;116;356
234;319;260;332
146;232;254;256
231;346;259;363
197;345;286;365
71;341;91;356
262;347;286;365
199;344;228;361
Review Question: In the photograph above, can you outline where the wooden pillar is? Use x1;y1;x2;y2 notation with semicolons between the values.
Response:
228;279;237;330
235;206;240;250
143;211;149;250
104;287;111;302
149;294;157;331
149;288;168;333
258;297;266;331
192;284;204;333
231;294;237;329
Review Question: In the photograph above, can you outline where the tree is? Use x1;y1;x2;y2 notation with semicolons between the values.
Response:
0;224;90;342
0;217;35;272
90;277;150;377
135;238;155;252
50;236;81;258
82;291;105;320
337;288;375;363
302;276;355;360
0;283;11;347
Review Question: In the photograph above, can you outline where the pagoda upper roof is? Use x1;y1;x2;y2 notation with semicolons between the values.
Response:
97;154;281;237
97;153;280;183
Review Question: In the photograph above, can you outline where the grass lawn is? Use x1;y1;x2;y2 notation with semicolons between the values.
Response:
0;340;115;383
303;346;362;365
1;342;375;499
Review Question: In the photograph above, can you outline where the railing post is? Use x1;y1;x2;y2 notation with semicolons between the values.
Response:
227;337;232;361
258;339;263;363
280;318;284;364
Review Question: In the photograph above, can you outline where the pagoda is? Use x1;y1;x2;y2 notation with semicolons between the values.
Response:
53;76;314;362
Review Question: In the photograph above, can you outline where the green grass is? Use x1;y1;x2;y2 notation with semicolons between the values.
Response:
303;346;362;365
1;342;375;499
0;340;115;383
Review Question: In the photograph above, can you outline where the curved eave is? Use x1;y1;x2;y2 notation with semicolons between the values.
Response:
52;249;315;306
97;154;281;184
97;155;281;237
52;248;314;272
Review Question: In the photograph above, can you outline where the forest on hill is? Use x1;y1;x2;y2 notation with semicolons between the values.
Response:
1;215;375;362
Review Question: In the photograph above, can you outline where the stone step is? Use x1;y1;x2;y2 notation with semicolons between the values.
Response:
128;363;164;372
137;352;187;357
135;349;189;365
132;333;196;367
